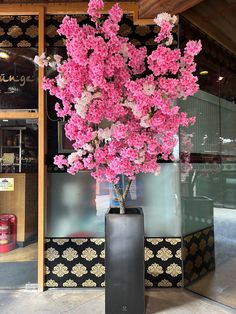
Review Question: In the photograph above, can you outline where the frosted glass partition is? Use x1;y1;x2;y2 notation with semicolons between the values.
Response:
179;90;236;236
46;163;182;238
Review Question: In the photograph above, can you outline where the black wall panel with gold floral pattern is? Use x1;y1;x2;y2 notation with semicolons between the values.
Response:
183;226;215;286
45;228;215;289
0;14;162;49
0;15;38;48
45;238;182;288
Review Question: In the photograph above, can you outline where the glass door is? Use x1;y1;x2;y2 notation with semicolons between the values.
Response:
0;119;38;288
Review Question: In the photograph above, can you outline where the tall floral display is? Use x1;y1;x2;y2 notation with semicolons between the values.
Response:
36;0;201;214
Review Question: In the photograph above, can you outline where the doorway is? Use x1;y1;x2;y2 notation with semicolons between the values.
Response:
0;119;38;288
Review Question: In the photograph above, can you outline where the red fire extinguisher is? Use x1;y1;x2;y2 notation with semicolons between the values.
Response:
0;219;10;245
0;214;17;253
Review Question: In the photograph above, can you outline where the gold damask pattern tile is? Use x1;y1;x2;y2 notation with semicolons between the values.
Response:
90;263;105;277
0;40;12;47
145;247;154;261
46;247;60;261
71;239;87;245
17;16;32;23
166;263;182;277
62;247;78;261
81;247;97;261
25;25;38;38
52;263;69;277
7;25;23;38
53;239;69;245
100;250;105;259
63;279;77;287
45;237;182;288
82;279;96;287
0;16;14;23
90;239;105;245
147;263;164;277
158;279;172;287
17;40;31;47
145;279;153;287
71;263;88;277
156;247;173;261
46;279;58;288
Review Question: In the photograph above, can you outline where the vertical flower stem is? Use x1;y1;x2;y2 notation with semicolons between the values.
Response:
113;179;132;214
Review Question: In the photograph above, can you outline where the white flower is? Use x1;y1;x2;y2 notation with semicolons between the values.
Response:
134;151;145;164
76;149;84;157
54;54;62;64
123;99;135;108
97;127;111;140
143;83;155;96
83;143;94;152
93;91;102;99
121;43;129;58
140;115;150;128
165;35;174;46
48;54;63;68
86;85;96;93
154;166;160;176
68;152;79;165
154;13;178;26
74;91;93;118
34;53;48;67
57;75;66;88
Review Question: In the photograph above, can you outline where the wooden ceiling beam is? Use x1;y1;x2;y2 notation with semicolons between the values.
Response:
138;0;204;19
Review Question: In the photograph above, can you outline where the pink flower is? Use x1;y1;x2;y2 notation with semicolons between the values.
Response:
54;155;69;168
185;40;202;57
38;0;201;185
87;0;104;22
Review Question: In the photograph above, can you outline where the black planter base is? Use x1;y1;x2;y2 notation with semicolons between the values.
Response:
105;208;145;314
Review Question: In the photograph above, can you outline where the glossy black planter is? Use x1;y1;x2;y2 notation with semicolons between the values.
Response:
105;208;145;314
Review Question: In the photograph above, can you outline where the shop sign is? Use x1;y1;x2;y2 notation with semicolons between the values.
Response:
0;178;14;191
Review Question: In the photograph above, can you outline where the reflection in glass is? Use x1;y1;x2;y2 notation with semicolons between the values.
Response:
0;48;38;110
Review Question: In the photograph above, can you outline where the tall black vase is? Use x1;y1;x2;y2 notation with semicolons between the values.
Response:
105;207;145;314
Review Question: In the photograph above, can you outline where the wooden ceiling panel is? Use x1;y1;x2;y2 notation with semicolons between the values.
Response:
182;0;236;55
138;0;203;19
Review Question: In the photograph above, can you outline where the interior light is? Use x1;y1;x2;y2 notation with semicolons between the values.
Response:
218;76;224;81
199;70;208;75
0;52;9;59
2;120;9;122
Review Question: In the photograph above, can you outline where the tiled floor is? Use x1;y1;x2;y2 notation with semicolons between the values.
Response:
0;289;235;314
0;243;37;262
188;257;236;309
187;207;236;309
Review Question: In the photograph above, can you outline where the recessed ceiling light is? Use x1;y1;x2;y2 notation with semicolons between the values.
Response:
0;52;9;59
199;70;208;75
218;76;224;81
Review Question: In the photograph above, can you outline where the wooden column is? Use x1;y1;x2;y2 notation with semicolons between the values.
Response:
38;6;46;292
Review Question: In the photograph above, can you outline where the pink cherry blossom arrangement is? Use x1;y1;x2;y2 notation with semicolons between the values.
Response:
35;0;201;213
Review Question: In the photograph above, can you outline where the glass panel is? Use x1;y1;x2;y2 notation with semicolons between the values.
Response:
0;119;38;288
0;15;38;110
46;164;181;238
180;17;236;309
